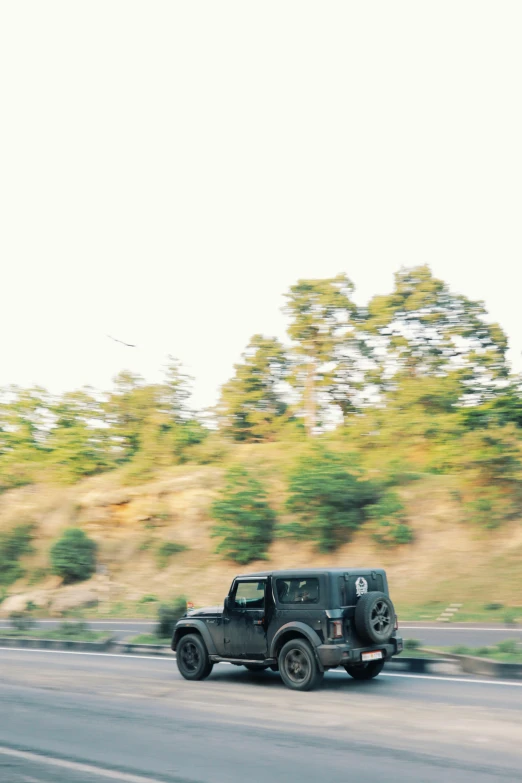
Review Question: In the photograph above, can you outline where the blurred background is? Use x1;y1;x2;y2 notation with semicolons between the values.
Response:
1;2;522;782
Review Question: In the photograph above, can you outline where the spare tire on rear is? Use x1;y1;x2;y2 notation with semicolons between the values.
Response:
355;591;395;645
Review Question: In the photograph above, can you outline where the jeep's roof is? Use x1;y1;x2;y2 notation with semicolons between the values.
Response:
235;568;385;579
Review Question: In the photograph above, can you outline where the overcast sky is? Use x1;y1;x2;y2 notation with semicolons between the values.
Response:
1;2;521;410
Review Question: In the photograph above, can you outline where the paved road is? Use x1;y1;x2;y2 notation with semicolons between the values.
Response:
1;618;521;648
1;648;521;782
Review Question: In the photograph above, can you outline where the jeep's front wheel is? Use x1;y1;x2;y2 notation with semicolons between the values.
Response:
344;659;385;680
278;638;324;692
176;634;213;681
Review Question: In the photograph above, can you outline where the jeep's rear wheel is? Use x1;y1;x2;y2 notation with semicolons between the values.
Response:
176;634;213;681
279;638;324;692
344;659;385;680
355;591;396;645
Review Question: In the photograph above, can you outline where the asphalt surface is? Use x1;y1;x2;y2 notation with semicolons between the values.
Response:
1;648;522;782
1;619;521;648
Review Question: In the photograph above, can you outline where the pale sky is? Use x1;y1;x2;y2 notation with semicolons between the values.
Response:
1;2;521;411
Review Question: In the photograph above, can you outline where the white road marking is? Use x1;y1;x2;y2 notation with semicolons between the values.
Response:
1;646;521;687
0;647;172;661
399;626;522;632
0;746;169;783
327;669;522;686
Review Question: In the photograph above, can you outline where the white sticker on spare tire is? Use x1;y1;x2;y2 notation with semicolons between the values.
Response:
355;577;368;597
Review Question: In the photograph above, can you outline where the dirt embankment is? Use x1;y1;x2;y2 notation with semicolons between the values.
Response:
1;465;521;617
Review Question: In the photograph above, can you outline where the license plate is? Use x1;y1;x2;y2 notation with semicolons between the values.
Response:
361;650;383;662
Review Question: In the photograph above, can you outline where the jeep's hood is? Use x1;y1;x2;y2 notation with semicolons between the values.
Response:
185;605;222;618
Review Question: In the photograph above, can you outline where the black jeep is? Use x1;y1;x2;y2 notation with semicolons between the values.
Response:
172;569;403;691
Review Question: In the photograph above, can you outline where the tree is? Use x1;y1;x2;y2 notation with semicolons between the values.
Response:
0;524;34;586
367;491;413;546
451;424;522;527
0;386;49;490
218;335;289;442
211;466;276;564
45;389;109;484
50;528;97;583
366;265;509;402
285;445;379;552
283;275;368;434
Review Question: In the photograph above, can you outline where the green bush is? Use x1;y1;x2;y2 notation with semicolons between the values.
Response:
0;524;34;586
211;465;276;564
503;609;518;626
156;596;187;637
156;541;188;569
496;639;518;654
484;602;504;611
50;528;97;584
451;645;471;655
367;492;414;547
404;638;421;650
9;611;34;632
139;594;158;604
56;621;88;638
284;446;379;553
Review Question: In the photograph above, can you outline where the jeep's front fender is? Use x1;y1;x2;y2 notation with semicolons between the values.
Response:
172;619;218;655
269;622;324;669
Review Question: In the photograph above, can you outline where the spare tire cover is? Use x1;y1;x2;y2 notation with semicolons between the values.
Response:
354;591;396;644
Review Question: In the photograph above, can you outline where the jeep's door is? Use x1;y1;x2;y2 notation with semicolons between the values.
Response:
224;578;268;659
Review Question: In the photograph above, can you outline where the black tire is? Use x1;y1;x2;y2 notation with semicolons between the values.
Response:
344;659;385;680
355;591;396;645
278;638;324;692
176;633;213;681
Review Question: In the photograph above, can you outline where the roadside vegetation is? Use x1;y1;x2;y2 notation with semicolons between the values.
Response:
0;266;521;608
1;618;108;642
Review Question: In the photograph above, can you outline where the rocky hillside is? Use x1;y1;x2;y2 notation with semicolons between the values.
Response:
1;463;522;620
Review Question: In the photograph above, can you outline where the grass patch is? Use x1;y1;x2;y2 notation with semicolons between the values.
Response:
0;624;108;642
156;541;188;569
425;640;522;663
128;633;170;645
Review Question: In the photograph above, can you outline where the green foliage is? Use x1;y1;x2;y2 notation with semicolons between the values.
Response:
366;265;509;401
9;611;35;632
0;524;34;586
503;609;518;626
218;335;289;442
50;528;97;584
156;541;188;569
451;645;471;655
283;275;370;432
139;594;158;604
367;491;414;547
285;446;379;552
45;390;109;484
497;639;518;654
211;466;276;564
453;425;522;527
484;602;504;611
404;638;421;650
156;596;187;637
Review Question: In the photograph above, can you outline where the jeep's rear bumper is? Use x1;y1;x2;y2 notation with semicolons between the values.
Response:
316;636;403;669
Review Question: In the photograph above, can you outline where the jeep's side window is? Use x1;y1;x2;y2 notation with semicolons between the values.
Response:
233;581;265;610
276;578;320;604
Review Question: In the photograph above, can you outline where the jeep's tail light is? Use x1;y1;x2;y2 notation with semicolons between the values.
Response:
394;615;398;631
330;620;343;639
